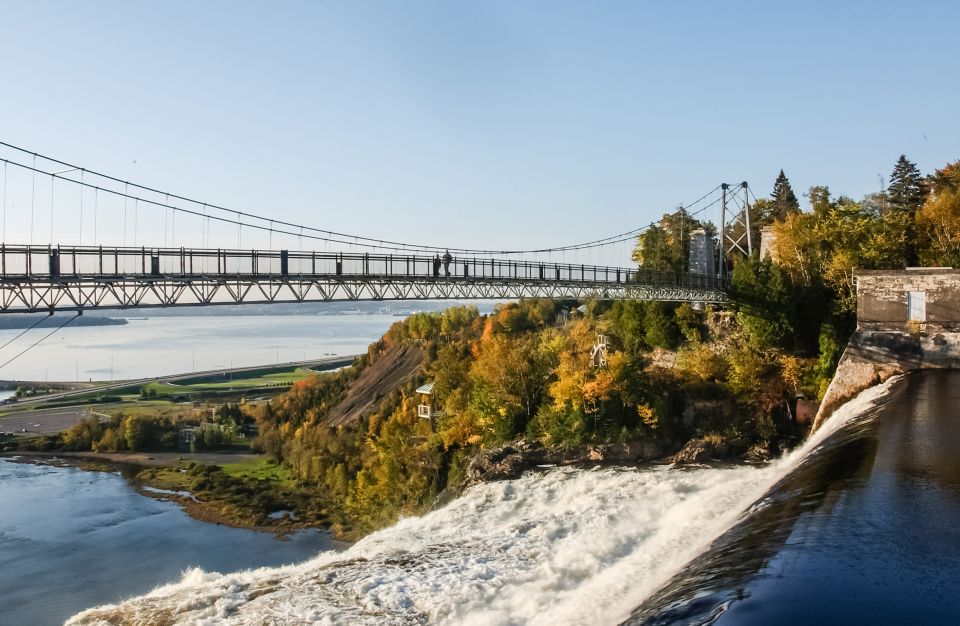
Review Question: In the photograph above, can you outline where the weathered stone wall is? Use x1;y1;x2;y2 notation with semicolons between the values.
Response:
813;270;960;431
856;269;960;331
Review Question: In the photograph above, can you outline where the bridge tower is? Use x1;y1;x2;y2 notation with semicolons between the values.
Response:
719;182;752;278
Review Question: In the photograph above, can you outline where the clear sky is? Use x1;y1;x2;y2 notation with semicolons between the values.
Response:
1;0;957;258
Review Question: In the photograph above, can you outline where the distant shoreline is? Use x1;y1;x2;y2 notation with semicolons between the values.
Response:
0;316;128;330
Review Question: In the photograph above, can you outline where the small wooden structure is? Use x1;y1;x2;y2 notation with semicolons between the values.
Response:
590;334;609;368
416;382;445;420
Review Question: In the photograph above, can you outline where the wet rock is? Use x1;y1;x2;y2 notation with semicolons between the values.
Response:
671;437;751;465
671;439;713;465
743;442;773;463
463;438;665;487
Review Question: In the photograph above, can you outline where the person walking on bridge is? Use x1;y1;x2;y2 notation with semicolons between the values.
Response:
443;250;452;277
433;254;441;278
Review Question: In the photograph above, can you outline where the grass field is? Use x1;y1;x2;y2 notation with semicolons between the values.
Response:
220;457;295;485
141;367;316;398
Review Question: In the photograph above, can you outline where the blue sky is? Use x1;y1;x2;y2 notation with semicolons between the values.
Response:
1;1;957;259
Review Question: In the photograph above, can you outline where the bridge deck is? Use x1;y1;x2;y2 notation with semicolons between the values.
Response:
0;245;726;313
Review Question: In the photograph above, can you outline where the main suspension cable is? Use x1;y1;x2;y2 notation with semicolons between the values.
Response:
0;142;738;255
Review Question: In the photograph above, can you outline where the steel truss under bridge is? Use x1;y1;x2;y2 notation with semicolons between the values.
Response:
0;245;727;314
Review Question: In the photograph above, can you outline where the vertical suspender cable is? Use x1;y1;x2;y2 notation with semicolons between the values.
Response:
78;172;84;246
123;183;129;247
50;174;55;244
1;161;6;243
93;187;99;245
162;189;168;246
30;154;36;245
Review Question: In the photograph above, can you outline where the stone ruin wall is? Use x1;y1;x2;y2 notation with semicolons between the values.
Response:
812;269;960;431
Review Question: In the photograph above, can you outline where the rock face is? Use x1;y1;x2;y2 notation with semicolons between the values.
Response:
462;438;665;488
813;329;960;431
325;344;424;427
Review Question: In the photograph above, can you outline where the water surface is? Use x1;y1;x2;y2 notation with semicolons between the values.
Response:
0;314;399;381
0;459;341;626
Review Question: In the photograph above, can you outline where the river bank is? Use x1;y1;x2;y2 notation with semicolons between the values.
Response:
2;451;334;536
5;430;786;542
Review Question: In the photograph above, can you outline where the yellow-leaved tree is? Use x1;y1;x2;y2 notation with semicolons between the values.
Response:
918;161;960;267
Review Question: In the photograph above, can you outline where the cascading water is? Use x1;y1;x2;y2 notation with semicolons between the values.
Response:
67;382;897;626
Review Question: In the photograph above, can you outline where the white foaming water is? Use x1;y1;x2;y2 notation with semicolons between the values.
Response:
67;381;897;626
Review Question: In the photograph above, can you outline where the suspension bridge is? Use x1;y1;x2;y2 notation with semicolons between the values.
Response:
0;142;756;315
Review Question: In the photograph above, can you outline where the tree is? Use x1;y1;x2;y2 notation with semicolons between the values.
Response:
729;259;795;350
888;155;927;266
888;155;927;214
642;302;680;350
917;161;960;267
806;185;832;216
632;209;706;273
123;415;146;451
771;170;800;219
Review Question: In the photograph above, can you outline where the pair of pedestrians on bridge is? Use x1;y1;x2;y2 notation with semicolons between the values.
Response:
433;251;453;278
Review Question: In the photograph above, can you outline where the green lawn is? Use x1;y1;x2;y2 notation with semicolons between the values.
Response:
220;457;295;485
141;367;315;397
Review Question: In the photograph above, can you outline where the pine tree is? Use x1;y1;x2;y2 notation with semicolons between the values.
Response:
887;155;926;213
887;155;926;266
771;169;800;219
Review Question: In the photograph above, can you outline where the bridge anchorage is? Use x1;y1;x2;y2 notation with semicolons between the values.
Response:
0;246;726;314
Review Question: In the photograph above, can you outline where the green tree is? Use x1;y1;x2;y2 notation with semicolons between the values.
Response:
729;259;795;350
642;302;680;350
771;169;800;218
888;155;927;214
806;185;832;216
888;155;927;265
632;209;706;273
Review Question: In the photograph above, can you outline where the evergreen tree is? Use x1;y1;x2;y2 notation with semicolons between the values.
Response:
771;169;800;219
888;155;926;213
887;155;926;266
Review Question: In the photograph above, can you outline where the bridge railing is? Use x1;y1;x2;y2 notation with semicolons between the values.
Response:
0;245;725;291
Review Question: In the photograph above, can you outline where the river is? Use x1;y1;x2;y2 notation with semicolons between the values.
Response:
0;313;402;382
0;459;343;626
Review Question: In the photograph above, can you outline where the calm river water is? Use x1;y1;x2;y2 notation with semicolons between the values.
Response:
0;313;401;381
0;459;344;626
